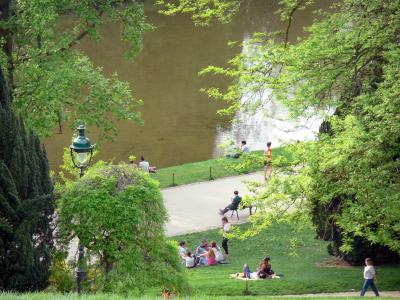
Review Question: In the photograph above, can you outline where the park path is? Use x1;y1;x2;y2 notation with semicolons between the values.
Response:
281;291;400;297
67;172;263;261
162;172;264;237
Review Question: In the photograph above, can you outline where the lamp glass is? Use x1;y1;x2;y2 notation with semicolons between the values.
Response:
77;152;88;164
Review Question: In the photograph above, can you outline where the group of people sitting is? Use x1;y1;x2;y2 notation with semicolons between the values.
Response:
129;155;157;173
179;239;227;268
242;256;275;279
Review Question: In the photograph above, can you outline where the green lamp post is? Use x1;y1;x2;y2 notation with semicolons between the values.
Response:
70;125;94;177
69;125;94;294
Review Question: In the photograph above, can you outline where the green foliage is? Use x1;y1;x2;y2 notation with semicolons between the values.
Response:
157;0;241;26
0;67;54;291
53;146;103;195
57;163;188;294
0;0;149;139
48;251;75;293
196;0;400;259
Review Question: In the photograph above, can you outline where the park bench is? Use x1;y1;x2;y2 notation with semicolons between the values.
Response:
230;204;256;220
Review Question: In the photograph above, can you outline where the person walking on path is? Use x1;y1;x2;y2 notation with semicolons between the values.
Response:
263;142;273;180
219;190;242;215
360;257;380;297
221;216;231;261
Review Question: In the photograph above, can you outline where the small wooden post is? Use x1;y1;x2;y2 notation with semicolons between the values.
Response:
172;173;175;186
244;279;250;295
209;167;213;180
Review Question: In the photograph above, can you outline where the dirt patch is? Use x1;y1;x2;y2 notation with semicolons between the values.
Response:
316;257;352;268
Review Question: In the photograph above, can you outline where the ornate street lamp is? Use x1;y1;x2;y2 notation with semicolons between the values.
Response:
70;125;94;177
69;125;94;294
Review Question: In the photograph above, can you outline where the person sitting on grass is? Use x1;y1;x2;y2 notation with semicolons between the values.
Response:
257;256;274;278
184;251;196;268
128;155;138;168
139;155;157;173
178;241;188;262
243;256;275;279
210;241;224;263
219;190;242;215
207;247;217;266
195;239;209;265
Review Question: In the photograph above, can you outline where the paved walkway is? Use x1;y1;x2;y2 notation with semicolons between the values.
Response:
282;291;400;297
163;172;264;237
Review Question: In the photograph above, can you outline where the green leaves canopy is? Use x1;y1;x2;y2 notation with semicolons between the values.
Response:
1;0;151;138
198;0;400;255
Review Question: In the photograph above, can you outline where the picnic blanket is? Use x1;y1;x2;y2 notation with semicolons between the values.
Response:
230;273;281;280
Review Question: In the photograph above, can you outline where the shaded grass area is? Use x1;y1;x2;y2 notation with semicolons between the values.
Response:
171;224;400;296
151;147;291;189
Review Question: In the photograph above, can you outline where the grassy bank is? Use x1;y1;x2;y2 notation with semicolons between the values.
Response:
2;225;399;299
171;224;400;297
151;147;291;189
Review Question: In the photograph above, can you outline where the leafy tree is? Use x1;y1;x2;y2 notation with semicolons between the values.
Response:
0;66;54;291
57;164;187;294
0;0;148;139
167;0;400;260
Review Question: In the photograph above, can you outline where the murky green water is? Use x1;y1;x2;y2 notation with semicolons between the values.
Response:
43;0;329;170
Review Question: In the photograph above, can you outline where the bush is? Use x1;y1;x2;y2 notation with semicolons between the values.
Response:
48;252;75;292
57;164;188;294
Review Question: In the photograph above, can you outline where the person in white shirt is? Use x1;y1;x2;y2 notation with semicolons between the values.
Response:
178;241;188;259
210;241;224;262
240;140;249;153
221;217;231;261
360;257;379;296
184;252;195;268
139;155;157;173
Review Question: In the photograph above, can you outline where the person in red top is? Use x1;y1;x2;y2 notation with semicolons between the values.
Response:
264;142;272;180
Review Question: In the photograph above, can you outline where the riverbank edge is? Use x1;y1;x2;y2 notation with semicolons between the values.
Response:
151;147;291;189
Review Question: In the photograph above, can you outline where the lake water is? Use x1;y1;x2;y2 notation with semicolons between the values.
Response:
43;0;329;170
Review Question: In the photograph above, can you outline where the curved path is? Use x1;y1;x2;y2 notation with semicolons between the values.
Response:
163;172;264;237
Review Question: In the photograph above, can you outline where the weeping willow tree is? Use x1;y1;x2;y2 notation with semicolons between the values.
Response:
162;0;400;262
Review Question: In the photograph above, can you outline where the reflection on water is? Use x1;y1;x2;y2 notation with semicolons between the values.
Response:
213;34;323;154
43;0;330;170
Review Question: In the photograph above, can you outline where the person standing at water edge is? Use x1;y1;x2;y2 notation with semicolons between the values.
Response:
221;217;231;261
264;142;272;180
360;258;379;297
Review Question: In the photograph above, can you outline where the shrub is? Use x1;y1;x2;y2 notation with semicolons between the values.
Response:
57;164;188;294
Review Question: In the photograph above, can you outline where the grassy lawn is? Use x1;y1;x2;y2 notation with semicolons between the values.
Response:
0;295;397;300
151;147;291;189
171;224;400;297
1;224;398;299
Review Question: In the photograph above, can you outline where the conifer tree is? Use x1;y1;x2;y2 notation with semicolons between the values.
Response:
0;66;54;291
